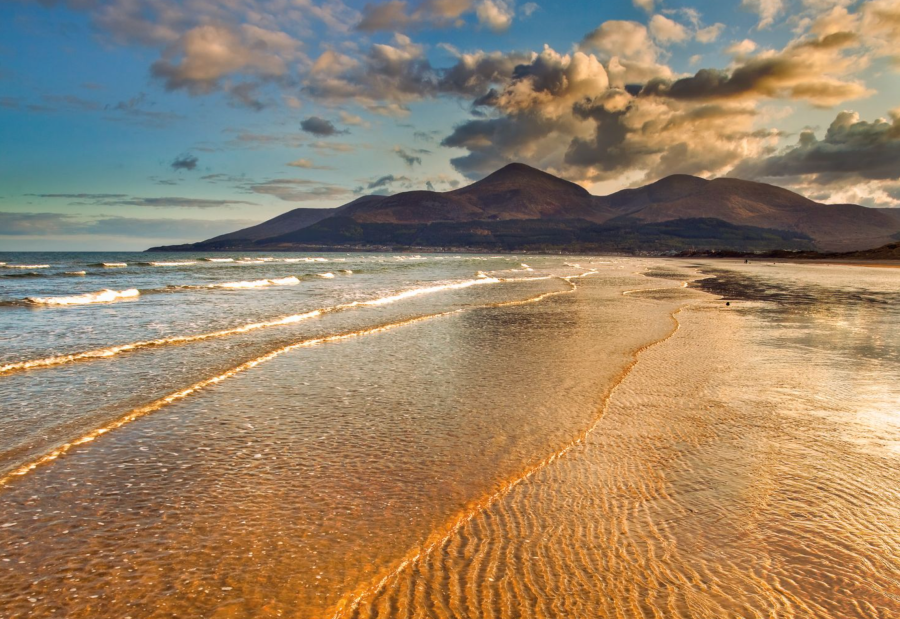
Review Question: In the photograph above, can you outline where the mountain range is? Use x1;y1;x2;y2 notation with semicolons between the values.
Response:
149;163;900;254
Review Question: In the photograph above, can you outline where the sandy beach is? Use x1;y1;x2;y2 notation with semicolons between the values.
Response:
1;255;898;618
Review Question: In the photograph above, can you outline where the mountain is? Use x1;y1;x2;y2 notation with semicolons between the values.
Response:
599;176;899;251
148;163;900;253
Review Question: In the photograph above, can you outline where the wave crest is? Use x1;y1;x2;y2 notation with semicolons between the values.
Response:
25;289;140;306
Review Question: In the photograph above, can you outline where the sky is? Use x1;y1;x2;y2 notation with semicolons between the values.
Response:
1;0;899;250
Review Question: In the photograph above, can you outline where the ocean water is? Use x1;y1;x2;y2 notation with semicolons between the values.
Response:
0;253;897;618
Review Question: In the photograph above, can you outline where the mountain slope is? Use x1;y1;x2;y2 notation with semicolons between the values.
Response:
148;163;900;253
601;177;899;251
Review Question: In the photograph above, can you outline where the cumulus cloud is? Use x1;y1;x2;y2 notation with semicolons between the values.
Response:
170;154;198;171
303;34;529;109
151;24;302;94
742;0;784;29
439;37;784;185
476;0;515;32
640;31;873;108
357;0;473;31
649;15;690;44
300;116;348;136
579;21;672;87
730;108;900;186
726;39;758;57
860;0;900;66
695;23;725;43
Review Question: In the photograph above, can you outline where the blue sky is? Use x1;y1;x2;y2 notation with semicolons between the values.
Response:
1;0;899;249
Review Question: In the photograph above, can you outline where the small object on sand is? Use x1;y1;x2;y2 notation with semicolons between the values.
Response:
726;302;731;306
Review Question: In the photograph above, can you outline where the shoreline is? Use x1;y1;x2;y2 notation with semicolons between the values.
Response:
329;271;708;617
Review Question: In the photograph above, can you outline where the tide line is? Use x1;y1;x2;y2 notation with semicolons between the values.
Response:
0;275;590;490
0;311;456;489
0;273;586;377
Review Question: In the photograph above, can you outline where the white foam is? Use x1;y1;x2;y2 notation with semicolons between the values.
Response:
148;261;197;266
341;270;353;275
214;276;301;289
319;272;335;278
202;258;235;262
270;276;301;286
0;273;532;375
64;271;87;276
25;288;140;305
342;276;500;308
3;264;50;269
101;262;127;268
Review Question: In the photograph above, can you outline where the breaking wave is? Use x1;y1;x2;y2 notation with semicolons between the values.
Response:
0;275;529;375
212;276;301;289
24;289;140;306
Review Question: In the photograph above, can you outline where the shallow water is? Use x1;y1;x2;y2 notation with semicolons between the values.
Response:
0;255;897;618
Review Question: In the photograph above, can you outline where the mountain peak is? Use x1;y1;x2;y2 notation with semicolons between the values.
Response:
457;162;590;197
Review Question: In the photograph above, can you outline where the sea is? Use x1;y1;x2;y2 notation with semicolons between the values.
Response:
0;251;897;618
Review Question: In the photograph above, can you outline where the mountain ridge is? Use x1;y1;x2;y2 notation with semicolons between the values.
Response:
149;163;900;253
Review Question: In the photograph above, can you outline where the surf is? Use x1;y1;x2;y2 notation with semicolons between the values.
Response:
24;289;140;306
0;272;587;376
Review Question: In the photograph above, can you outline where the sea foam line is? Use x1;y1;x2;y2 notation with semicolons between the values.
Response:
0;311;458;489
0;274;591;489
25;289;140;306
326;275;694;619
0;310;323;374
0;275;503;376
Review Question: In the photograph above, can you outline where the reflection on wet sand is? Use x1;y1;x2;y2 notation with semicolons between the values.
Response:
342;267;900;618
1;260;898;619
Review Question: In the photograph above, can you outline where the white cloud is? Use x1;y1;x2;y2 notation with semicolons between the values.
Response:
476;0;516;32
726;39;758;56
696;23;725;43
742;0;785;29
649;15;691;44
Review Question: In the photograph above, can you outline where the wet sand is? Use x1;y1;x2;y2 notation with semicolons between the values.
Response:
340;286;900;618
1;260;898;618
